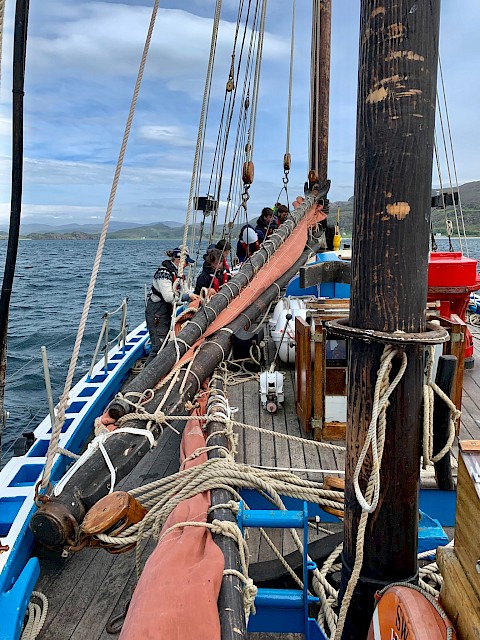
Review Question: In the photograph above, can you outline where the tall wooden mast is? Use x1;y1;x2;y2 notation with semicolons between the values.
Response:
309;0;331;191
339;1;441;637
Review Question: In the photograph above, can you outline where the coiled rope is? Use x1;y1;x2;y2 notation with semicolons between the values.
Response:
20;591;48;640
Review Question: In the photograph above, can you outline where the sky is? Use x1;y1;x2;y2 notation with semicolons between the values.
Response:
0;0;479;228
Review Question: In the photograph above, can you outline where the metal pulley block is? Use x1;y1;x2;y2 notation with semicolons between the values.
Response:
283;152;291;171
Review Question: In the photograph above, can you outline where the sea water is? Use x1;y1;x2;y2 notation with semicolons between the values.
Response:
0;236;479;464
0;238;191;462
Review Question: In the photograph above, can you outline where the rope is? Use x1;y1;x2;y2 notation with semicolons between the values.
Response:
0;0;6;97
40;0;162;490
21;591;48;640
247;0;268;161
53;427;156;497
422;345;461;467
146;412;346;453
334;346;407;640
438;57;468;256
285;0;296;158
94;458;345;547
177;0;223;280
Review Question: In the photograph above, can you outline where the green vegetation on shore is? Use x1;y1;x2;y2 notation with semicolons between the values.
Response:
2;180;479;240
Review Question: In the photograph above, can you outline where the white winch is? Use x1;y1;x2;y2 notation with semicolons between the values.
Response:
259;370;285;413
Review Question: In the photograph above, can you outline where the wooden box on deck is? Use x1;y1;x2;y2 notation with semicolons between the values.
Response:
437;441;480;640
295;300;349;441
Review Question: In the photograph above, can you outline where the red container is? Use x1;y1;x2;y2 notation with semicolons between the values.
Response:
428;252;478;288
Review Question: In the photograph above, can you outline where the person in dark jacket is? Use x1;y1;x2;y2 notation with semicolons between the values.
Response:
145;247;197;365
255;207;275;243
194;248;223;297
215;239;232;283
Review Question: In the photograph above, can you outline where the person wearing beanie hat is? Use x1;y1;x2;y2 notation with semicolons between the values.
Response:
145;247;198;365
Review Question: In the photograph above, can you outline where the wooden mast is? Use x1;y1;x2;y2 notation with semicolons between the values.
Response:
309;0;331;191
340;1;441;637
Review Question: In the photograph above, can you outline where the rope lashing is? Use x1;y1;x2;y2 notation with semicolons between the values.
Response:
52;427;156;498
335;345;407;640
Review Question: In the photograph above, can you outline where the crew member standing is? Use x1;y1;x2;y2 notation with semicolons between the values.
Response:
145;247;197;365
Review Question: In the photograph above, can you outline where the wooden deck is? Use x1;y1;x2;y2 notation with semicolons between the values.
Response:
34;328;480;639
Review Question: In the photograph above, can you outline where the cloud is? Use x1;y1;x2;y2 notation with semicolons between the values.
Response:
0;0;478;228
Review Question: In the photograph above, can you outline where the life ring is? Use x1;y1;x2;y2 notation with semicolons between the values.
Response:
367;584;456;640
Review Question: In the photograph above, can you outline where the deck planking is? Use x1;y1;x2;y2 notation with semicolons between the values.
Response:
32;333;480;639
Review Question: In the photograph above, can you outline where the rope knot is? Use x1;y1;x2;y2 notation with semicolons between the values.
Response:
244;577;258;616
154;410;166;424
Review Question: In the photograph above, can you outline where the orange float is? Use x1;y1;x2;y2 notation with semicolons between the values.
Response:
367;585;456;640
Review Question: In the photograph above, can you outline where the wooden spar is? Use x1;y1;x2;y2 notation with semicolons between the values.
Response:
30;245;321;547
339;2;441;638
207;377;247;640
309;0;331;189
433;356;456;491
106;194;319;422
0;0;30;455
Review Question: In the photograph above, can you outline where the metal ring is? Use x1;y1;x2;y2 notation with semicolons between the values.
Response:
326;318;449;346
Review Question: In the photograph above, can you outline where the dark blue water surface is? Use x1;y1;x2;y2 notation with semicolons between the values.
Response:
0;235;479;463
0;238;184;461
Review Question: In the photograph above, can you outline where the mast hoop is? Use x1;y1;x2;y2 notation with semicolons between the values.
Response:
327;319;449;346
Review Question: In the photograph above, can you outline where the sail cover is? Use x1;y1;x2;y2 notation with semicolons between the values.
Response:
120;391;224;639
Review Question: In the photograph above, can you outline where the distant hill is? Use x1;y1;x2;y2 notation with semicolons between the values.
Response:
331;181;480;236
106;222;199;240
2;181;478;240
0;221;145;236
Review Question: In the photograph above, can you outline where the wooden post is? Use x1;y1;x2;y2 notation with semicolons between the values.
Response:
340;1;441;637
433;355;456;491
309;0;331;189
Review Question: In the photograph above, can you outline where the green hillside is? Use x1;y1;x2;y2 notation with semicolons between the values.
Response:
332;181;480;236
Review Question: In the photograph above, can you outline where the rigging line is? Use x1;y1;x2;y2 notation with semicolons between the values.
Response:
178;0;223;281
40;0;162;491
309;0;319;171
285;0;296;157
433;135;451;238
0;0;5;88
206;0;247;198
215;0;256;242
247;0;268;161
438;55;468;256
221;2;259;236
212;0;255;219
435;89;464;252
